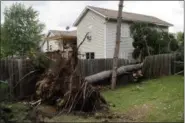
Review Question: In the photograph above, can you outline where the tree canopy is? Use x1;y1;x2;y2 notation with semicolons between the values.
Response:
130;22;179;61
176;31;184;62
1;3;45;58
176;31;184;44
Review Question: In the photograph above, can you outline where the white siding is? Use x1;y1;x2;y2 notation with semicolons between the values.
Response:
40;33;60;52
105;22;134;60
77;10;105;59
39;40;47;52
48;40;60;51
41;40;59;52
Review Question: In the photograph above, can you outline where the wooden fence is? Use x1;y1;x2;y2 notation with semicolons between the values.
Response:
1;54;181;100
79;58;137;76
142;54;176;78
0;58;136;100
0;58;40;100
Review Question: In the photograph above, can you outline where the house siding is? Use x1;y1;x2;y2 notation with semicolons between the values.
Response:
40;33;60;52
47;40;60;51
105;22;169;60
105;22;134;60
77;10;105;59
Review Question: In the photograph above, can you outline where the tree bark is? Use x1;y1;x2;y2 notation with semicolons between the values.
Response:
111;0;124;89
86;63;143;83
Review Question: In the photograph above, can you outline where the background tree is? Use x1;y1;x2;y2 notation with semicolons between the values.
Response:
0;24;8;58
176;31;184;62
176;31;184;45
130;22;179;61
2;3;45;57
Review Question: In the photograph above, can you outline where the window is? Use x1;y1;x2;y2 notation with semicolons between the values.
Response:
49;45;52;51
86;52;95;59
87;32;92;42
86;53;89;59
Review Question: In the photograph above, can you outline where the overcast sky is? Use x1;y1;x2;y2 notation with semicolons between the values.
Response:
1;1;184;34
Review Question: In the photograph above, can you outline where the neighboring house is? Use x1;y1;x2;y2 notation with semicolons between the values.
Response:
40;30;77;52
73;6;173;60
39;34;46;52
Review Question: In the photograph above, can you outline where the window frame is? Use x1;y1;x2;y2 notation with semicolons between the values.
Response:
85;52;95;59
86;52;90;59
49;45;52;51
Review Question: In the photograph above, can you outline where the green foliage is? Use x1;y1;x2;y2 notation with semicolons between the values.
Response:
175;32;184;62
28;51;52;71
176;32;184;44
130;22;179;61
1;3;45;57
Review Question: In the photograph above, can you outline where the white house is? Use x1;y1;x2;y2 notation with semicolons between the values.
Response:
40;30;77;52
73;6;173;60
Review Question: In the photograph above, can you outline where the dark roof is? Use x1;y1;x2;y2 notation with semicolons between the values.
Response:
48;30;77;37
73;6;173;27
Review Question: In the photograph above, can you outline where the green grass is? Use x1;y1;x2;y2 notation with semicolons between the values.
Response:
0;102;31;122
1;75;184;122
102;75;184;122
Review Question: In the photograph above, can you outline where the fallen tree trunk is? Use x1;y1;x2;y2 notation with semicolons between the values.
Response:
85;63;143;83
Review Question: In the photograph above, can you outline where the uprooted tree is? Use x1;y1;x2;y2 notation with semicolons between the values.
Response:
35;34;107;113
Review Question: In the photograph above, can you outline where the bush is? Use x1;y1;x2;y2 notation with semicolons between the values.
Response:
130;22;179;61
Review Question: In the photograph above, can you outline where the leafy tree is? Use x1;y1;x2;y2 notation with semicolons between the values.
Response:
2;3;45;57
176;32;184;62
176;31;184;44
0;24;7;58
130;22;179;61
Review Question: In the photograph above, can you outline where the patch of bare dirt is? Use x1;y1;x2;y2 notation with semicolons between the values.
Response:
123;103;153;121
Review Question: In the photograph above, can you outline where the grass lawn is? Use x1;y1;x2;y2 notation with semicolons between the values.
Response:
1;75;184;122
102;75;184;122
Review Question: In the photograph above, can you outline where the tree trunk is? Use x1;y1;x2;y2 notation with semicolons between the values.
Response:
86;63;143;84
111;0;124;89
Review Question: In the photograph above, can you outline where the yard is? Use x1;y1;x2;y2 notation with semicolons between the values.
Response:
1;75;184;122
103;75;184;122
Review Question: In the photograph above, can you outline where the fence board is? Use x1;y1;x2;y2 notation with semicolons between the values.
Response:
142;54;175;78
0;58;40;100
78;58;136;76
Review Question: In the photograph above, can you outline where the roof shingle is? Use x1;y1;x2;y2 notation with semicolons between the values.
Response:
49;30;77;37
75;6;173;27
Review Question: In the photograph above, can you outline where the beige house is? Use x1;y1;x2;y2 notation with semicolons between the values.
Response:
73;6;173;60
40;30;77;52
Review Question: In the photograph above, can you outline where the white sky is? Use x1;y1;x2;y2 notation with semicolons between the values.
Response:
1;1;184;34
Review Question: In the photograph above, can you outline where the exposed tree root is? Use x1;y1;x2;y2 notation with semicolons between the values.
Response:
35;45;108;113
